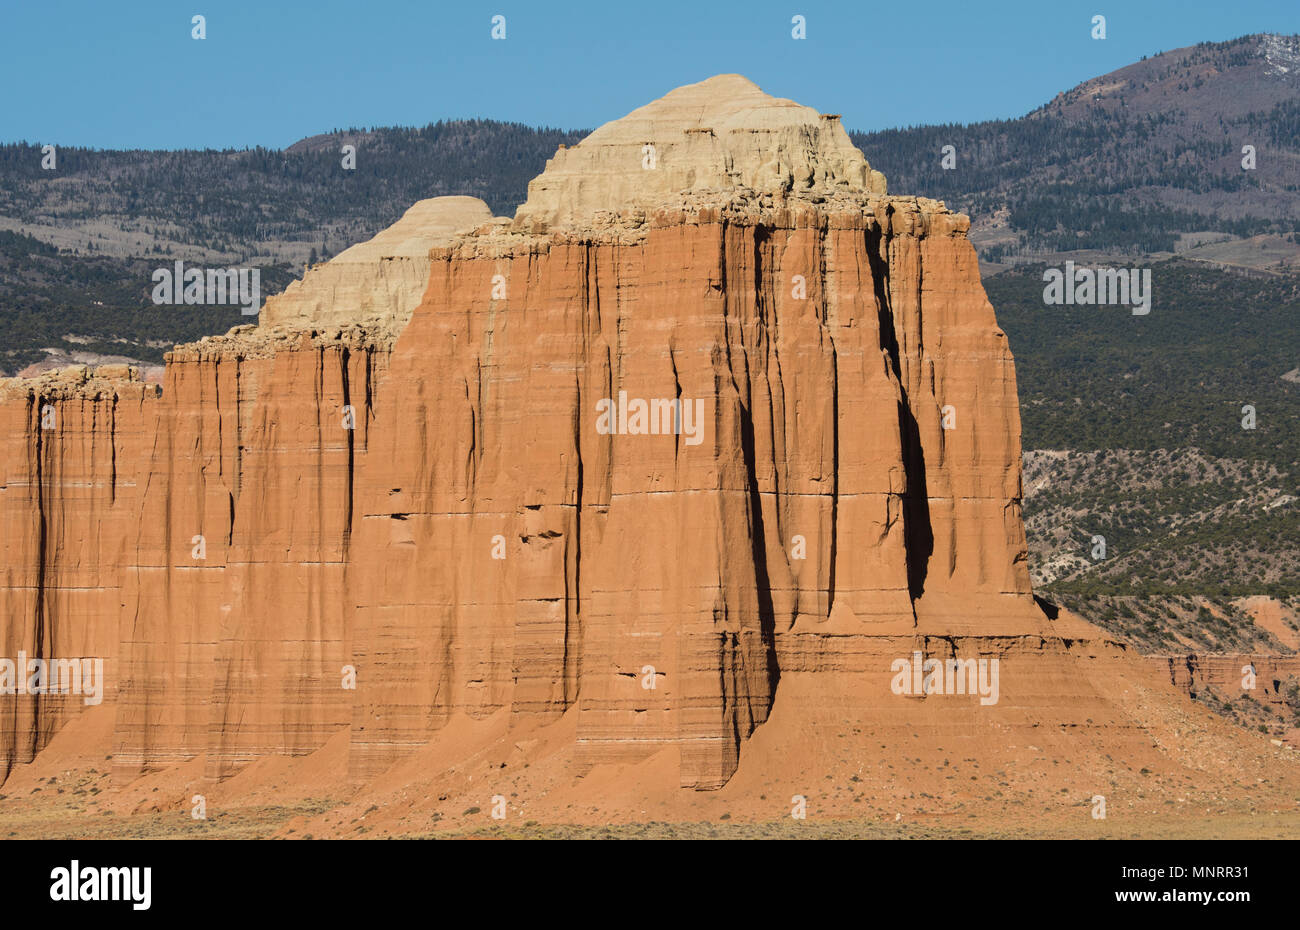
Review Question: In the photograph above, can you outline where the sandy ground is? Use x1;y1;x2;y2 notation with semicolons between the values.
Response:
1235;596;1300;651
3;664;1298;840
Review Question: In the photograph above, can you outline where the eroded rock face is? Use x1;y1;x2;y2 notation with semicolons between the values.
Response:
344;195;1036;788
112;329;389;781
0;76;1146;793
259;196;496;334
514;74;888;232
0;367;159;778
1153;654;1300;707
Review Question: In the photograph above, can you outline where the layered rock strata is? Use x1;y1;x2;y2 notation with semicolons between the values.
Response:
0;76;1191;793
0;366;159;777
1152;654;1300;708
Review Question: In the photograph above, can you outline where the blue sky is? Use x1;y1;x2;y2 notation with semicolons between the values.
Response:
2;0;1297;150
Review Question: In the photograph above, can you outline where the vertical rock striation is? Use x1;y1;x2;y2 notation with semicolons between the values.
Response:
0;366;158;780
0;76;1166;795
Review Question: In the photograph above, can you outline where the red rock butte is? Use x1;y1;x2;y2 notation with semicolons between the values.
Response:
1;75;1294;830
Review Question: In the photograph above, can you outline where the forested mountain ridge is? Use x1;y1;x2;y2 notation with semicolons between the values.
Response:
0;120;587;268
2;34;1296;281
850;33;1300;264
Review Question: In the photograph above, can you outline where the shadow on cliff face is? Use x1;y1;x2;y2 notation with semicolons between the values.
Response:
1034;595;1061;620
897;404;933;599
737;224;782;746
864;222;933;600
738;394;782;708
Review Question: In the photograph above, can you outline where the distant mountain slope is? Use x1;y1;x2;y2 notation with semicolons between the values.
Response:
0;120;586;375
990;259;1300;474
991;259;1299;647
850;34;1300;264
0;229;297;373
2;33;1296;275
0;120;587;266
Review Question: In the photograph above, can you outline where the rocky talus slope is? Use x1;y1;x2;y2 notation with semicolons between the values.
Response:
1;77;1295;826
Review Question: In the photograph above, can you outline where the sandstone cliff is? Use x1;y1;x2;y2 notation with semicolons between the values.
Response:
0;366;159;777
0;76;1282;813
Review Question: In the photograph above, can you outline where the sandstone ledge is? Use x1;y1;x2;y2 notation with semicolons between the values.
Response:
166;322;397;362
438;193;969;262
0;364;160;401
